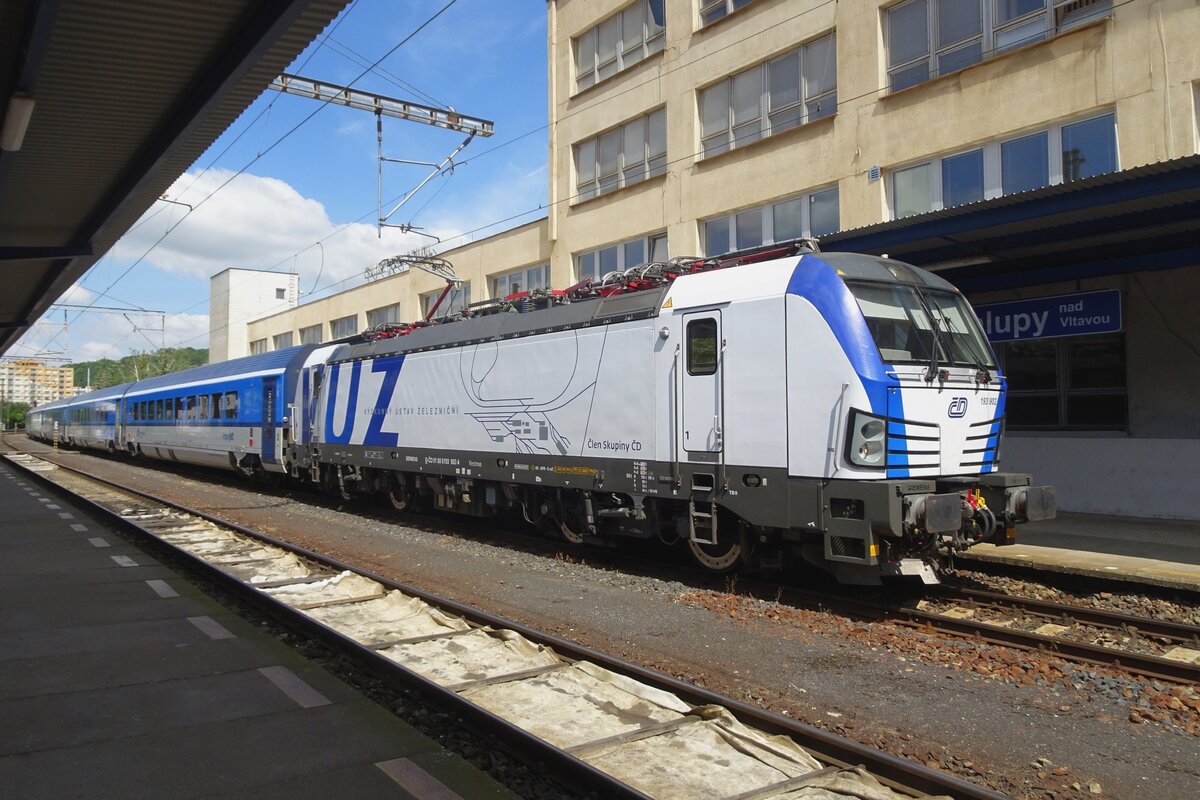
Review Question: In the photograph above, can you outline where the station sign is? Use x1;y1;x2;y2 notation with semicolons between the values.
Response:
974;290;1122;343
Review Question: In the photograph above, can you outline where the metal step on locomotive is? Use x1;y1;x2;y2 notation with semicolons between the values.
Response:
28;239;1055;584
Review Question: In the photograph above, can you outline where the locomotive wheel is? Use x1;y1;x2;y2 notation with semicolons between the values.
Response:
386;476;410;513
558;518;585;545
687;535;743;573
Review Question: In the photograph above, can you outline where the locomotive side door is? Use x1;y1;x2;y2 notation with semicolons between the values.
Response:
680;310;724;454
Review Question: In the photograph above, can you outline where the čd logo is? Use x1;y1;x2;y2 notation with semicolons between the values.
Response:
948;397;968;418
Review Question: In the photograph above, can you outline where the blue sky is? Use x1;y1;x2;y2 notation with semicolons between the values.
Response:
14;0;549;367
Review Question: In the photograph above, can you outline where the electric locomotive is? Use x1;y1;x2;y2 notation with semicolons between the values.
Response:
292;240;1055;584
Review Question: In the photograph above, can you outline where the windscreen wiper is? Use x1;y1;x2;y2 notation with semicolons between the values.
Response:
912;289;946;383
933;302;993;384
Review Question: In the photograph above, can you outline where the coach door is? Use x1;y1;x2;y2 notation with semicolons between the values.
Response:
262;377;277;463
681;311;723;454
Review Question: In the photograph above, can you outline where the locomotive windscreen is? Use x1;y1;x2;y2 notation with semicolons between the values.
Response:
847;282;996;369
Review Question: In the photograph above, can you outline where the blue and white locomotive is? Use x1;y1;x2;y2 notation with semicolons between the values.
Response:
28;241;1055;584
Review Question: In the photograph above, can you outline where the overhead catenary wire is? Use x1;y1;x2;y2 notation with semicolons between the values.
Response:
24;0;459;361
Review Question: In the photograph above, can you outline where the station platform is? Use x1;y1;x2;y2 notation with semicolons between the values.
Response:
963;512;1200;593
0;460;515;799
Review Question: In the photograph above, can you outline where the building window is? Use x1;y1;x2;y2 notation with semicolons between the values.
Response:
249;339;268;355
700;34;836;158
299;324;322;345
886;0;1112;93
577;234;668;282
703;187;839;255
575;0;665;92
272;332;293;350
421;283;472;319
997;333;1127;429
329;315;359;339
575;109;666;201
492;265;550;299
366;304;402;328
890;112;1116;218
275;288;286;300
700;0;758;27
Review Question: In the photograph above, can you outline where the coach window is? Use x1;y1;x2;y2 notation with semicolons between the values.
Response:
185;396;196;420
996;333;1127;430
224;391;238;419
210;393;221;419
687;318;719;375
174;397;183;420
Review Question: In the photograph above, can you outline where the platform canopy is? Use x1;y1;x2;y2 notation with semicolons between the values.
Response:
0;0;349;357
821;154;1200;293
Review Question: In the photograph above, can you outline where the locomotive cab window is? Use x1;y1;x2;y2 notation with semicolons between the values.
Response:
848;281;996;368
687;318;719;375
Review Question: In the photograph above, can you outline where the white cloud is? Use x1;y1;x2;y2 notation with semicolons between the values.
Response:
111;169;434;286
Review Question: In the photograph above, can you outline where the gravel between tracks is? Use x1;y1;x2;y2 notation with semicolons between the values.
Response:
17;443;1200;800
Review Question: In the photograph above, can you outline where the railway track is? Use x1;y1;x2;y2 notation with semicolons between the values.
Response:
2;445;1004;800
898;587;1200;684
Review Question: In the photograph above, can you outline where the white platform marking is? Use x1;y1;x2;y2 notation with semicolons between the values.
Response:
146;580;179;598
111;555;138;567
70;523;88;532
188;616;235;640
258;666;330;708
376;759;465;799
87;537;110;548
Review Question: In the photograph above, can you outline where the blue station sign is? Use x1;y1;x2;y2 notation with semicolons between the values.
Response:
974;290;1122;343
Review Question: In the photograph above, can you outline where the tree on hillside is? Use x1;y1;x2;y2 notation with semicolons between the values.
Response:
1;401;31;430
72;347;208;388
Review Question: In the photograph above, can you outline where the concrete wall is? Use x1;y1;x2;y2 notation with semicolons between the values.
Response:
1005;436;1200;519
209;269;299;362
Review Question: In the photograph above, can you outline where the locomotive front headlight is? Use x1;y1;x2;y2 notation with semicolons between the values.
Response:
846;409;887;469
860;418;885;441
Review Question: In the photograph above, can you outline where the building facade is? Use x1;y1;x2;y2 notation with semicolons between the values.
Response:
241;0;1200;519
0;358;75;406
209;267;300;362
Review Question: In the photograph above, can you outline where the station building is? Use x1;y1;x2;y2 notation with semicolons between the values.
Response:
229;0;1200;520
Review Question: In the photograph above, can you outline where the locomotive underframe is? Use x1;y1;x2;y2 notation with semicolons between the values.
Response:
290;439;1048;581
